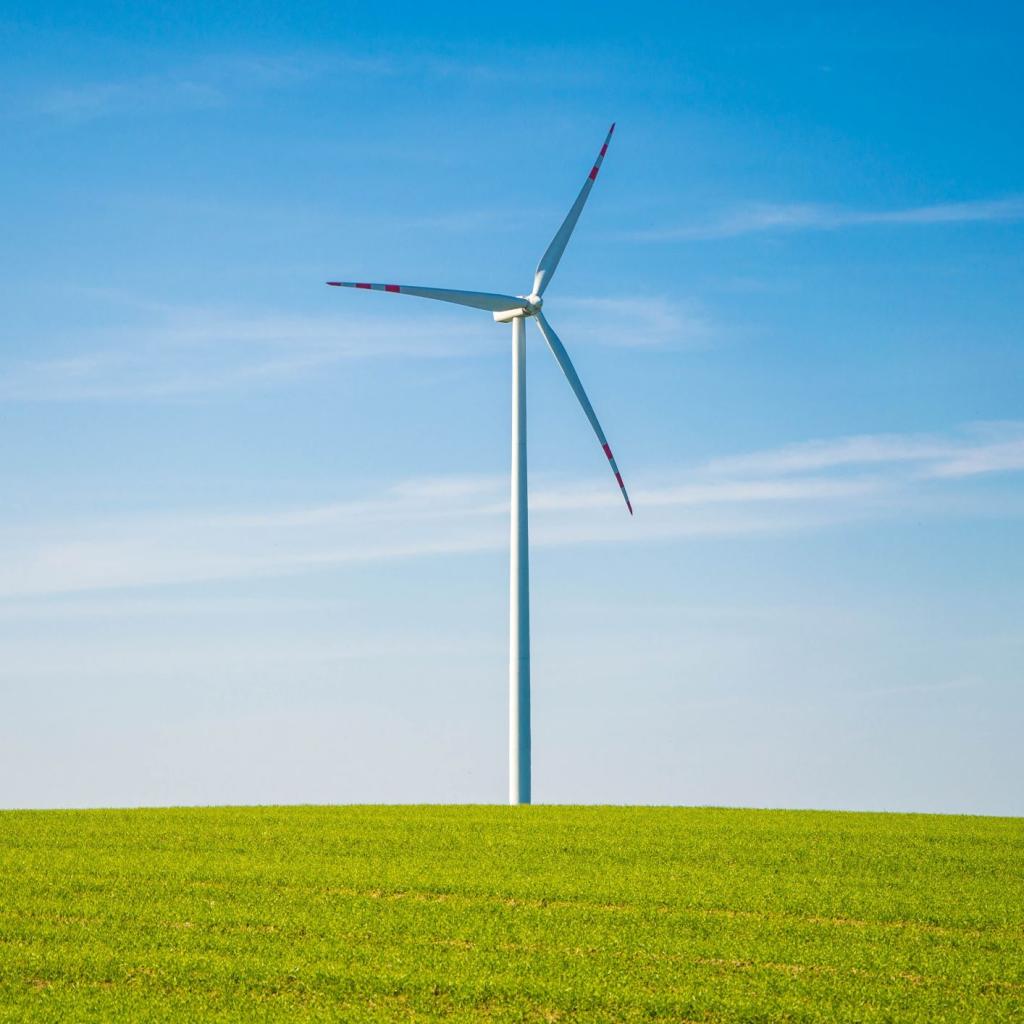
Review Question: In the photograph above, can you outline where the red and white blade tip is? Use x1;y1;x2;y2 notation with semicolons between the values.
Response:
326;282;401;292
601;442;633;515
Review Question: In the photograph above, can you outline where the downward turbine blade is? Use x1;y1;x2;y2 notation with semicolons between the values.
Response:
326;281;525;313
532;123;615;298
534;311;632;515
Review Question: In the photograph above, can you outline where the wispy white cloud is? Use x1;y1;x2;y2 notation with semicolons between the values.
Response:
926;437;1024;479
637;197;1024;241
23;50;593;123
850;676;983;700
3;422;1022;599
0;304;488;401
420;55;599;88
2;289;704;402
531;476;877;513
705;422;1024;480
36;77;224;120
28;53;346;121
556;295;714;349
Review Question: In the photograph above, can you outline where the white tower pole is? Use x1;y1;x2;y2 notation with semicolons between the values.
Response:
509;314;531;805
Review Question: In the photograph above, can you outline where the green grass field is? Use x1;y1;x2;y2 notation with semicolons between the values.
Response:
1;805;1022;1022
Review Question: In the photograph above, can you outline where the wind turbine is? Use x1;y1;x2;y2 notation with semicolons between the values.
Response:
327;123;631;805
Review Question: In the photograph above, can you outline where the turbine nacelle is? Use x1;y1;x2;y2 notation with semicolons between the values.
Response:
492;295;543;323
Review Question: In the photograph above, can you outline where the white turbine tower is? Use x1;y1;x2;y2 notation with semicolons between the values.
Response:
327;123;631;805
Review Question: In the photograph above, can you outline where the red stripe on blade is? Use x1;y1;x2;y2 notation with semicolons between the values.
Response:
385;284;400;293
615;472;625;488
600;144;608;157
602;444;613;460
356;282;371;289
589;166;599;181
326;282;341;286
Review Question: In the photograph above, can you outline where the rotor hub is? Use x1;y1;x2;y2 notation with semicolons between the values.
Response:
493;294;542;323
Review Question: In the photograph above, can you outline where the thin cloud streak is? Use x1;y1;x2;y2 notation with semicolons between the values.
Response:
636;197;1024;241
22;50;595;124
3;422;1023;599
0;308;489;401
1;292;702;402
556;295;714;349
25;53;381;121
705;423;1024;481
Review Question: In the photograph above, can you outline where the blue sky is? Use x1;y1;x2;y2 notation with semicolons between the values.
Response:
2;2;1022;813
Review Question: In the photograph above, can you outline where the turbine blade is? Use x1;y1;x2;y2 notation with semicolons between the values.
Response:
532;123;615;298
534;311;632;515
326;281;525;313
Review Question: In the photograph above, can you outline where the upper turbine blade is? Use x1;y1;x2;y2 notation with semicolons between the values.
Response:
532;123;615;298
534;311;632;515
326;281;525;313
